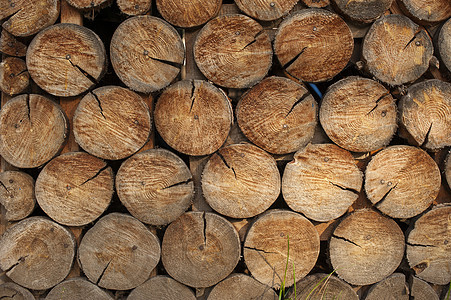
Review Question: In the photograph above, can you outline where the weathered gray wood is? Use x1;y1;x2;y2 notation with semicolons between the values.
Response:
0;57;29;95
117;0;152;15
301;0;329;8
234;0;298;21
0;171;35;221
410;276;439;300
331;0;392;23
438;18;451;74
398;0;451;24
208;273;277;300
157;0;221;27
365;273;409;300
446;151;451;189
66;0;110;9
45;278;114;300
127;275;196;300
0;282;35;300
0;30;27;57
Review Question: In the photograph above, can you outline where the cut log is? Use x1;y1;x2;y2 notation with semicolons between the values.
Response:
46;278;114;300
365;273;409;300
234;0;298;21
301;0;329;8
26;23;106;97
331;0;393;23
236;76;317;154
156;0;221;27
0;171;35;221
110;16;184;93
410;276;439;300
35;152;114;226
0;30;27;57
0;217;75;290
286;273;358;300
438;18;451;74
127;275;196;300
0;282;35;300
282;143;363;222
201;143;280;218
117;0;151;15
244;209;320;288
66;0;110;10
319;76;397;152
154;80;233;156
329;209;405;286
193;14;272;88
398;0;451;24
0;57;29;95
73;86;152;160
446;151;451;189
362;14;433;86
116;149;194;225
365;145;441;219
78;213;161;290
162;211;240;288
399;79;451;150
207;273;277;300
0;94;68;168
406;204;451;285
274;9;353;83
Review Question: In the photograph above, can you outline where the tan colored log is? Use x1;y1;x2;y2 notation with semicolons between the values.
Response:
438;18;451;75
46;278;113;300
162;211;240;288
331;0;392;23
156;0;221;27
410;276;439;300
0;94;67;168
61;0;83;25
202;143;280;218
365;273;409;300
27;23;106;97
274;9;353;83
236;76;317;154
66;0;110;9
234;0;298;21
319;76;397;152
111;16;184;93
244;209;320;288
282;143;363;222
0;171;35;221
154;80;233;156
78;213;160;290
117;0;151;15
301;0;329;8
0;30;27;57
398;0;451;24
189;155;213;212
128;275;196;300
194;14;272;88
329;209;405;286
0;282;35;299
362;14;433;86
399;79;451;150
0;217;75;290
406;204;451;285
208;273;277;300
446;151;451;189
365;145;441;219
0;57;29;95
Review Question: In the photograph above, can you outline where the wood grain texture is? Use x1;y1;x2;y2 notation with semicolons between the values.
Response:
110;16;184;93
282;143;363;222
78;213;160;290
162;211;240;288
362;14;433;86
27;23;106;97
60;0;83;25
331;0;393;23
0;94;67;168
0;171;35;221
438;18;451;74
127;275;196;300
244;209;320;288
406;205;451;285
301;0;329;8
399;79;451;150
410;276;439;300
398;0;451;24
0;30;27;57
0;282;35;300
365;145;441;219
365;273;409;300
194;14;272;88
0;217;75;290
46;278;114;300
234;0;298;21
236;76;317;154
0;57;29;95
329;210;405;286
319;76;397;152
154;80;233;156
117;0;152;15
66;0;110;9
274;9;353;83
446;151;451;189
157;0;221;27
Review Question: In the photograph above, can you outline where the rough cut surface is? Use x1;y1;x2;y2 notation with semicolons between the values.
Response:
0;29;27;57
0;171;35;221
301;0;330;8
331;0;392;23
398;0;451;24
156;0;221;27
438;18;451;74
127;276;196;300
410;276;439;300
446;151;451;189
365;273;409;300
46;278;114;300
117;0;152;15
234;0;298;21
0;282;35;300
66;0;110;9
0;57;29;95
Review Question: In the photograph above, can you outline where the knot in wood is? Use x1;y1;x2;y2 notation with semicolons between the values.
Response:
10;2;15;7
235;31;240;35
270;2;275;7
143;50;149;56
198;245;204;250
324;157;329;162
194;115;199;120
65;54;71;60
313;26;318;31
444;240;448;245
381;111;387;117
9;179;14;183
134;4;139;9
415;41;421;46
132;245;138;250
380;179;385;184
387;181;392;186
9;73;14;78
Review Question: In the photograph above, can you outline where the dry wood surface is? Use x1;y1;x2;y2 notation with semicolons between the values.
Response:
0;57;29;95
157;0;221;27
0;282;35;299
45;278;114;300
0;30;27;57
127;275;196;300
0;171;35;221
398;0;451;24
234;0;298;21
331;0;392;23
117;0;152;15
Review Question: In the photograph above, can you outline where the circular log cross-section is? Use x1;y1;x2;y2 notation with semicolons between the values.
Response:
399;79;451;150
157;0;221;27
329;210;405;286
162;211;241;288
0;171;35;221
46;278;114;300
446;152;451;189
406;205;451;285
0;94;67;168
207;273;278;300
202;143;280;218
362;14;433;86
320;76;397;152
116;149;194;226
78;213;161;290
244;210;320;288
66;0;110;9
365;145;441;219
27;23;106;97
274;9;353;83
117;0;151;15
74;86;152;160
282;143;363;222
410;276;440;300
0;57;29;95
194;14;272;88
0;29;27;57
398;0;451;24
236;76;317;154
154;80;233;156
111;16;184;93
301;0;330;8
0;217;75;290
438;18;451;74
331;0;393;23
128;276;196;300
0;282;35;300
365;273;409;300
35;152;114;226
234;0;298;21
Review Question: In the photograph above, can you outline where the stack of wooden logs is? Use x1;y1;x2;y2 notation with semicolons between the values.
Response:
0;0;450;299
